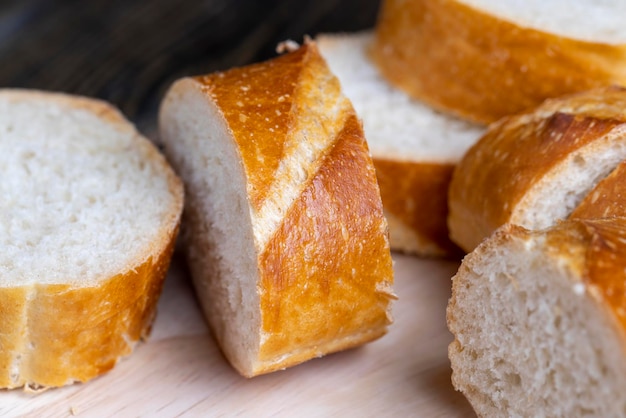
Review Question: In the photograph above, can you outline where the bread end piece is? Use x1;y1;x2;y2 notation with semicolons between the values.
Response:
159;42;395;377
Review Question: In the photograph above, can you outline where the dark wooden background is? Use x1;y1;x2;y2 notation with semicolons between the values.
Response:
0;0;381;136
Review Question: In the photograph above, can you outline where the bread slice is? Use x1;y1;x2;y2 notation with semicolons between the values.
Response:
316;31;485;257
158;41;395;377
0;90;184;389
371;0;626;124
448;86;626;253
448;218;626;417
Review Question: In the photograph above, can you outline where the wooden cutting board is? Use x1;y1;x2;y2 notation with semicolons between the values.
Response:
2;253;475;417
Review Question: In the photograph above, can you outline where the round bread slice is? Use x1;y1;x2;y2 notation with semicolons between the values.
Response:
158;41;395;377
316;31;485;258
371;0;626;124
448;86;626;253
0;90;184;390
448;218;626;417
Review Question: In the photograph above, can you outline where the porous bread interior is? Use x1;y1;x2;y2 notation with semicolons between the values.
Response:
449;233;626;417
316;32;484;162
459;0;626;44
512;128;626;229
0;93;177;286
159;80;260;374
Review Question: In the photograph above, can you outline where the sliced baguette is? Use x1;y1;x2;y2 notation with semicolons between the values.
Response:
448;218;626;417
158;41;395;377
316;31;484;257
448;86;626;253
0;90;184;389
371;0;626;124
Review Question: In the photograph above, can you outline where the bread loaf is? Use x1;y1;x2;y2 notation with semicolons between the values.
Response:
448;86;626;253
371;0;626;124
158;41;395;377
448;218;626;417
0;90;184;389
317;31;484;257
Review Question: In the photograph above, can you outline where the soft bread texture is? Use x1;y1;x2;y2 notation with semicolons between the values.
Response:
371;0;626;124
316;31;484;257
448;86;626;253
0;90;184;389
159;42;395;377
448;219;626;417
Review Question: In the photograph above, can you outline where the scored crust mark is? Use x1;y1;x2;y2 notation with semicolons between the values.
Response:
257;114;394;368
448;87;626;253
159;41;395;377
252;46;352;251
504;113;624;227
571;160;626;219
199;43;353;251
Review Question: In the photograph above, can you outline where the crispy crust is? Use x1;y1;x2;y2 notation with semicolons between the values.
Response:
257;114;394;373
163;42;395;377
0;233;178;389
374;158;462;258
193;51;301;210
371;0;626;124
573;219;626;333
448;87;626;252
0;91;184;389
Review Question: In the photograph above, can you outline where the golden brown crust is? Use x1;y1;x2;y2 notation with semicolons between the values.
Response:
257;114;393;373
171;42;394;377
374;158;462;257
542;218;626;336
0;91;184;389
448;87;626;252
194;55;298;210
579;219;626;332
0;224;179;390
195;43;343;213
15;231;177;388
371;0;626;124
0;288;29;389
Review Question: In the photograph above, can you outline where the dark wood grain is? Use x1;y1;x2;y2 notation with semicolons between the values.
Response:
0;0;380;136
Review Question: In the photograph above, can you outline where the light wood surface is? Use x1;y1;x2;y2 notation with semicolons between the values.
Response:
2;252;475;417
